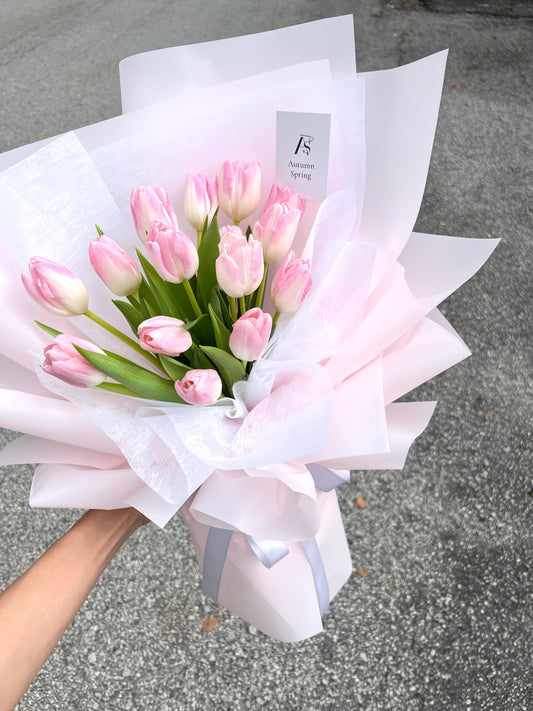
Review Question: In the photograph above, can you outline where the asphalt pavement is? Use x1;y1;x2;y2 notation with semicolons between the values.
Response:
0;1;531;709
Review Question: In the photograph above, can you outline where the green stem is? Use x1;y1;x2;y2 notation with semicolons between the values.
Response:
144;300;157;318
182;279;203;318
84;309;166;374
254;263;268;309
229;297;238;323
272;311;280;328
197;229;202;249
233;219;240;227
238;296;247;318
125;289;141;311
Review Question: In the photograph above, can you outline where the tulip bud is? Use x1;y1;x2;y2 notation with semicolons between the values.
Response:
253;202;303;264
184;173;218;231
215;226;264;298
138;316;192;356
145;221;199;283
175;369;222;406
21;256;89;317
130;186;179;243
43;334;106;388
229;308;272;361
89;234;142;296
261;182;305;216
217;160;261;222
271;251;312;313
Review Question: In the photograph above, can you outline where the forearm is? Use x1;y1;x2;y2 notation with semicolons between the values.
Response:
0;508;147;711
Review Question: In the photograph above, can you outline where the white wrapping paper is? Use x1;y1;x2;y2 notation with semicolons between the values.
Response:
0;16;498;641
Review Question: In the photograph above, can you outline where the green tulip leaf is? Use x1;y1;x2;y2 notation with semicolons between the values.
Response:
34;321;62;338
97;382;150;399
75;346;186;403
200;345;246;393
188;342;215;371
137;279;158;318
158;354;192;381
208;304;231;352
209;286;233;330
196;216;221;311
112;299;145;336
166;281;196;321
136;249;181;319
187;313;216;346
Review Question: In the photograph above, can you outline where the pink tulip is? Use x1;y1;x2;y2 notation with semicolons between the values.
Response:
43;334;106;388
271;251;312;313
130;186;179;243
229;308;272;361
184;173;218;231
217;160;261;222
89;234;142;296
138;316;192;356
145;221;199;283
253;202;303;264
21;256;89;317
215;226;264;298
175;369;222;406
261;182;305;216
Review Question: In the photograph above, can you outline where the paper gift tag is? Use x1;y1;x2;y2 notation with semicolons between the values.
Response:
276;111;331;201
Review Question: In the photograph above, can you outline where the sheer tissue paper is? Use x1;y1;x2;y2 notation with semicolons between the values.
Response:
0;16;498;642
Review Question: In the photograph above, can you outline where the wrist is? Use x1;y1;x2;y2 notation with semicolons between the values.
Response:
79;507;148;549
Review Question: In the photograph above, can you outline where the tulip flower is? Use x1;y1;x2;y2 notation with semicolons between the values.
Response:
145;221;199;283
138;316;192;356
271;251;312;314
184;173;218;232
21;256;89;317
229;308;272;361
43;334;106;388
216;226;264;299
130;186;179;243
175;369;222;406
89;234;142;296
253;202;303;264
217;160;261;223
261;182;305;216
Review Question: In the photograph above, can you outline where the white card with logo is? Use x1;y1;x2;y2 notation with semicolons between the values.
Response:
276;111;331;201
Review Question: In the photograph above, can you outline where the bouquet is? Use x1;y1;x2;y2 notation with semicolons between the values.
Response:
0;16;498;642
23;166;311;407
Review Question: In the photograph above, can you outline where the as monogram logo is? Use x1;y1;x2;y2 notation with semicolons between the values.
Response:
294;134;314;156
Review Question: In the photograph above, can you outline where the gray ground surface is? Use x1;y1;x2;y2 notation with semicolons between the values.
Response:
0;1;531;709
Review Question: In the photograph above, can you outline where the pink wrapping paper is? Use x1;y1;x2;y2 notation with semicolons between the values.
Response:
0;16;498;641
181;489;352;643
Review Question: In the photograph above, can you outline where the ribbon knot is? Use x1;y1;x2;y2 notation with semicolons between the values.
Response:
201;465;344;617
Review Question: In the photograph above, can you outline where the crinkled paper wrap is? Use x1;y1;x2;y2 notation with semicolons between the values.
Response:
182;488;351;643
0;16;498;641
